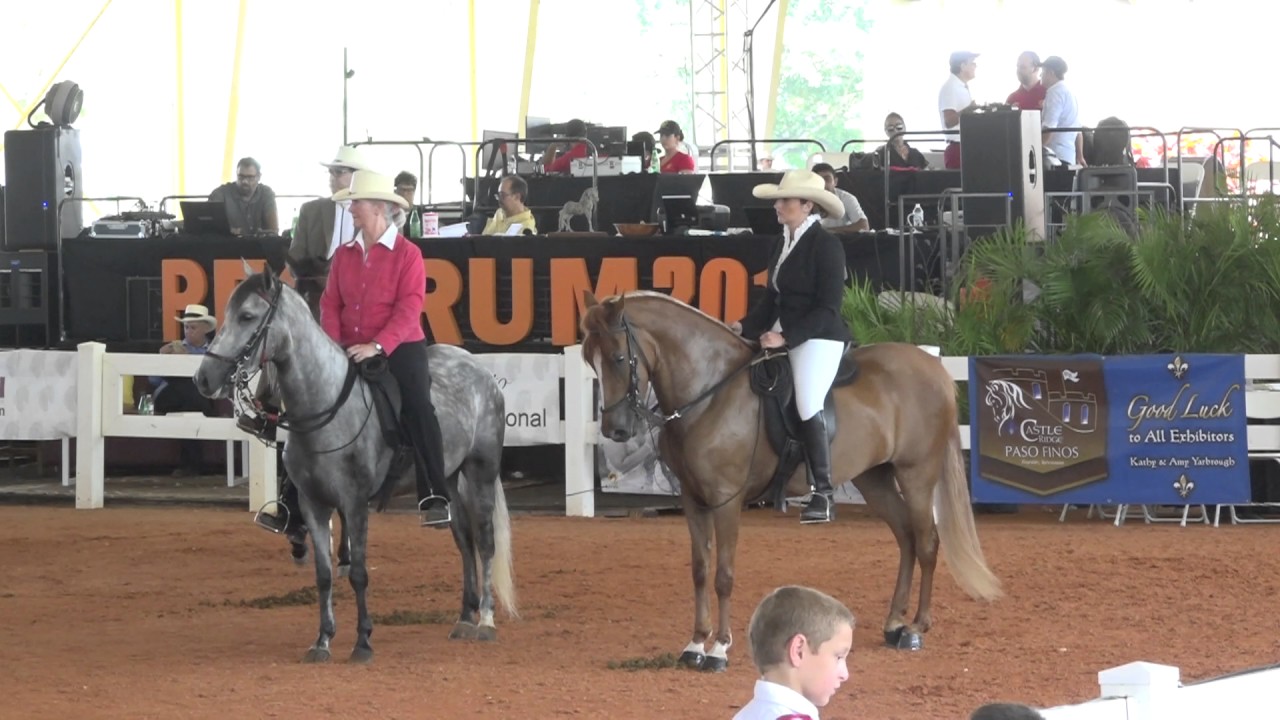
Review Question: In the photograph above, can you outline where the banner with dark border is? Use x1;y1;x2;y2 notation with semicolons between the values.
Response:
969;354;1249;505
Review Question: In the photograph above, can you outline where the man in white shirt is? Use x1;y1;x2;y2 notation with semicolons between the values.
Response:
938;50;979;169
1039;56;1083;167
811;163;869;232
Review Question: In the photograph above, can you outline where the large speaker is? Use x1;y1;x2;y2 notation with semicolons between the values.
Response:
3;127;83;251
960;109;1044;238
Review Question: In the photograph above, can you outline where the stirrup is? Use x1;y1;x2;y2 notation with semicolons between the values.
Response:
253;500;290;534
418;495;451;527
799;492;834;525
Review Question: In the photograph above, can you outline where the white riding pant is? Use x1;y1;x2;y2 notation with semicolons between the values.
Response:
788;338;845;421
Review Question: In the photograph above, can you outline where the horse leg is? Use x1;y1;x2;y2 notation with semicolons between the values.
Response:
299;495;336;663
852;466;917;649
462;456;502;642
446;470;482;641
898;462;942;645
702;501;744;673
677;491;715;669
344;507;374;664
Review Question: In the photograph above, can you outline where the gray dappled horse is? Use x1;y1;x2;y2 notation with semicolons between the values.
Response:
193;268;517;663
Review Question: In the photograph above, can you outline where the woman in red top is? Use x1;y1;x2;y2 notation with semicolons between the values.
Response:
320;170;452;527
657;120;697;174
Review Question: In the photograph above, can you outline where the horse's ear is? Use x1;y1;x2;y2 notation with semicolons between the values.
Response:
241;257;255;277
583;290;599;309
262;262;278;291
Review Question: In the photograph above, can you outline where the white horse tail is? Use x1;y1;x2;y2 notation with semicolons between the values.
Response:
491;479;519;618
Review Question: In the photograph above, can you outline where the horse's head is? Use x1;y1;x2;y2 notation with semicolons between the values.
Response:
581;291;652;443
194;264;294;399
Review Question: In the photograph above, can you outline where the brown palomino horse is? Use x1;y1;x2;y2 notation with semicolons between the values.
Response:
580;290;1001;670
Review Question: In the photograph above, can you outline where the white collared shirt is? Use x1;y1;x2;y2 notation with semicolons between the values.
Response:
327;202;355;259
733;679;821;720
346;222;399;257
1042;80;1080;165
938;73;973;139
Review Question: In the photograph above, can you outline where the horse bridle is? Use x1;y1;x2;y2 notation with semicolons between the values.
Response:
203;280;364;444
600;312;755;428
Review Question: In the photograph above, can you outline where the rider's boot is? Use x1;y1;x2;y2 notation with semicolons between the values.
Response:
799;413;836;524
255;474;307;544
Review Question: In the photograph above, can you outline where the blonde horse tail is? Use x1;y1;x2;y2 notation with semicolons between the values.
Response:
491;478;519;619
935;426;1003;601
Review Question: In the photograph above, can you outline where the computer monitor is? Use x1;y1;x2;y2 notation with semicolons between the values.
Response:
481;130;518;174
587;125;627;149
525;116;552;154
661;195;698;233
179;200;232;235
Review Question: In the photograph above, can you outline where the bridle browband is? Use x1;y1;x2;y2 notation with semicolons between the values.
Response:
599;312;756;428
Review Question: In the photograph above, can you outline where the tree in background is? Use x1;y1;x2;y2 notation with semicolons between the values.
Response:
770;0;873;169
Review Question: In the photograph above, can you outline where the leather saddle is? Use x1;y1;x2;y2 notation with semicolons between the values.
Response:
746;345;859;510
356;357;415;510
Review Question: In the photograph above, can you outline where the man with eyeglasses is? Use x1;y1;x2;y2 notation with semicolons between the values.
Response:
394;171;422;238
482;175;537;235
208;157;279;235
287;145;372;307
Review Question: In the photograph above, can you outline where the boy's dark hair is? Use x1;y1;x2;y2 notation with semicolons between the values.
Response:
747;585;855;673
394;171;418;188
970;702;1046;720
811;162;836;176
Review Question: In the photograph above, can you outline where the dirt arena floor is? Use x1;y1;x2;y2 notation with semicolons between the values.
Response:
3;503;1278;719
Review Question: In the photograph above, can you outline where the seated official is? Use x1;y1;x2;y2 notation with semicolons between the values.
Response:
482;176;537;235
148;304;219;476
869;113;930;170
811;163;869;233
656;120;696;174
208;156;279;235
395;171;423;238
541;118;590;175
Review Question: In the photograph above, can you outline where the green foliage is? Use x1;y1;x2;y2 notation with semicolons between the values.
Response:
848;201;1280;356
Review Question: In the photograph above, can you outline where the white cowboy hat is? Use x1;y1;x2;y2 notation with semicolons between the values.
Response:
331;170;411;209
174;303;216;326
752;169;845;219
320;145;373;172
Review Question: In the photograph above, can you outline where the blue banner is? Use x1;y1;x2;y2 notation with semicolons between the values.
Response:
970;354;1250;505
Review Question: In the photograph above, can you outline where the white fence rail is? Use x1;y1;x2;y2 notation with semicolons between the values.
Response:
1038;660;1280;720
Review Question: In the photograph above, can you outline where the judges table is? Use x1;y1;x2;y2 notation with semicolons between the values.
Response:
61;231;942;351
471;173;707;232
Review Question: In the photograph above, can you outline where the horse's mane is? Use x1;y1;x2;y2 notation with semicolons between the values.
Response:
583;291;750;347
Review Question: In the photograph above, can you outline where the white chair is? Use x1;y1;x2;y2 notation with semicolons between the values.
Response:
807;151;851;171
1244;160;1280;194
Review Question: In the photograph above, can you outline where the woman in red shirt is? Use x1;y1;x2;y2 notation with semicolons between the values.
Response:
320;170;451;527
657;120;697;174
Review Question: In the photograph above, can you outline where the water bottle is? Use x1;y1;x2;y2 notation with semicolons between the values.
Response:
138;393;154;415
909;203;925;230
409;209;422;239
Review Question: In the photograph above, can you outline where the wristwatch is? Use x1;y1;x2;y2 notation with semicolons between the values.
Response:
373;342;384;355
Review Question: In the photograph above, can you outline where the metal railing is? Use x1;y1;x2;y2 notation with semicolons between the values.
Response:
707;138;826;172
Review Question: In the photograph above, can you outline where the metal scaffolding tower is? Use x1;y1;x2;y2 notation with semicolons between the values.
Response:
688;0;750;160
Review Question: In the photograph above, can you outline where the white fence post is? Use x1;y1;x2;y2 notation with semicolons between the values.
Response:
75;342;105;509
247;439;277;512
563;345;596;518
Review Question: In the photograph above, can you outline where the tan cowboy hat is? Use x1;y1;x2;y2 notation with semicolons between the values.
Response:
175;303;216;326
331;170;411;209
752;169;844;219
320;145;373;172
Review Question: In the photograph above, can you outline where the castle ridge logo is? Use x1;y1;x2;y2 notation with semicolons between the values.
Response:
974;357;1110;496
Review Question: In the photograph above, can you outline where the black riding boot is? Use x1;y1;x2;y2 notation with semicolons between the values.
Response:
799;414;835;524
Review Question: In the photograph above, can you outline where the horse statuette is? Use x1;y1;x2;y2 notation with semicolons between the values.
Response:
581;291;1000;670
194;267;517;663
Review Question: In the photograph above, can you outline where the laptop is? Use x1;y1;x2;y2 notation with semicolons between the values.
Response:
180;201;233;235
744;206;783;236
660;195;698;233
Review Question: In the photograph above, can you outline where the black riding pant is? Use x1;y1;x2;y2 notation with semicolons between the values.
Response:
386;340;450;501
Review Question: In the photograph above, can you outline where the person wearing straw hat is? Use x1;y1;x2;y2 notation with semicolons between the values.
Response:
732;170;853;524
287;145;374;314
149;304;219;476
266;170;453;534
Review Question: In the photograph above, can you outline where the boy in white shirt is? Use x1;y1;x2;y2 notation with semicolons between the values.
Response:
733;586;856;720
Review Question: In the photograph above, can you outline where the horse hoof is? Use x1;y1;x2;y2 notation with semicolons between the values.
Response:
349;647;373;664
337;564;350;579
700;655;728;673
677;650;705;670
883;628;905;647
895;632;923;651
301;648;331;664
476;625;497;642
448;621;478;641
